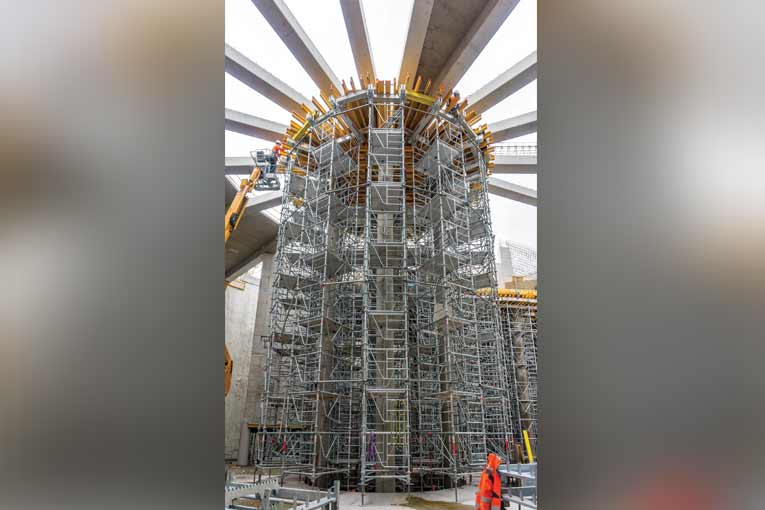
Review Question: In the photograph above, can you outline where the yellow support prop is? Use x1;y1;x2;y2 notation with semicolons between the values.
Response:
405;90;435;106
523;430;534;463
293;120;310;142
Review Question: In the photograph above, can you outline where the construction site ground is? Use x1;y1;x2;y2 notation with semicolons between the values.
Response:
227;466;532;510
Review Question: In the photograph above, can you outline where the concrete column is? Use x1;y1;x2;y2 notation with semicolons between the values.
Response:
511;308;532;461
375;164;395;492
316;216;342;487
498;244;514;287
238;421;251;465
244;252;275;424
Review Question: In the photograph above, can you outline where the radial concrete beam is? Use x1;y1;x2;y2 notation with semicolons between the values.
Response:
434;0;520;92
492;154;537;174
225;108;287;141
339;0;376;81
487;177;537;206
468;51;537;114
226;156;254;175
251;0;342;94
245;191;282;211
488;111;537;142
224;169;281;211
225;44;310;112
398;0;434;84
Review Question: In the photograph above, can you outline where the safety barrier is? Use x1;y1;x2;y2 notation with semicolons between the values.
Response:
492;144;537;156
225;479;341;509
497;463;537;509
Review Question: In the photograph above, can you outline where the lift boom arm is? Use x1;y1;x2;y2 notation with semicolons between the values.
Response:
224;165;262;243
224;150;283;396
223;166;262;396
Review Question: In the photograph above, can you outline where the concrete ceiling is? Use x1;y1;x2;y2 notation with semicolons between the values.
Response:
225;211;278;279
224;188;279;280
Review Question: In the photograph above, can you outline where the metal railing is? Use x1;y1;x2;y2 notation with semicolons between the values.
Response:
499;463;537;509
225;479;340;509
492;144;537;157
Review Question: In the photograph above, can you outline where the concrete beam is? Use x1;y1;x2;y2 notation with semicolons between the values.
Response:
398;0;434;84
225;156;253;175
492;154;537;174
245;191;281;212
435;0;520;92
225;108;287;141
468;51;537;114
251;0;342;94
224;161;282;210
339;0;376;81
487;177;537;206
225;44;310;112
225;173;281;212
488;111;537;142
236;175;537;211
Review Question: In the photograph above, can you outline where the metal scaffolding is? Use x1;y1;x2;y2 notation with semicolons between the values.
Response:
257;83;512;495
498;291;538;460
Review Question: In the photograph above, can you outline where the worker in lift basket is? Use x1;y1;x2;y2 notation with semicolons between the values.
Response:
449;90;461;116
269;140;283;175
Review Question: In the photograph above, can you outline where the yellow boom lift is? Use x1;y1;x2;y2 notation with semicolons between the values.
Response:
225;150;281;242
224;149;281;395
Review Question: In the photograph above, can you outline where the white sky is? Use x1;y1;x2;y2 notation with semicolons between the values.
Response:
225;0;537;249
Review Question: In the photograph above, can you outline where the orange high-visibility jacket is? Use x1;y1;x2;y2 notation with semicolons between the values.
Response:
475;453;502;510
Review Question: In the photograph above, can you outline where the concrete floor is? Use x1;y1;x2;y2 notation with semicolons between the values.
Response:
339;486;476;509
227;468;531;510
343;486;533;510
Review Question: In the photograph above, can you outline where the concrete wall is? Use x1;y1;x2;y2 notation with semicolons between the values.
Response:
224;253;275;461
498;244;515;284
224;269;260;460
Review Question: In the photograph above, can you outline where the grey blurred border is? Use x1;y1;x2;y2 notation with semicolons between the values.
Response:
539;1;765;509
0;1;223;508
3;2;764;509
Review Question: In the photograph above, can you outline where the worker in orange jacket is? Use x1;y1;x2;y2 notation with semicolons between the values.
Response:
268;140;283;174
272;140;283;158
475;453;503;510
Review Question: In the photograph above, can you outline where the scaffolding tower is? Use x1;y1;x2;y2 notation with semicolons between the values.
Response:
497;290;539;460
257;82;513;495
